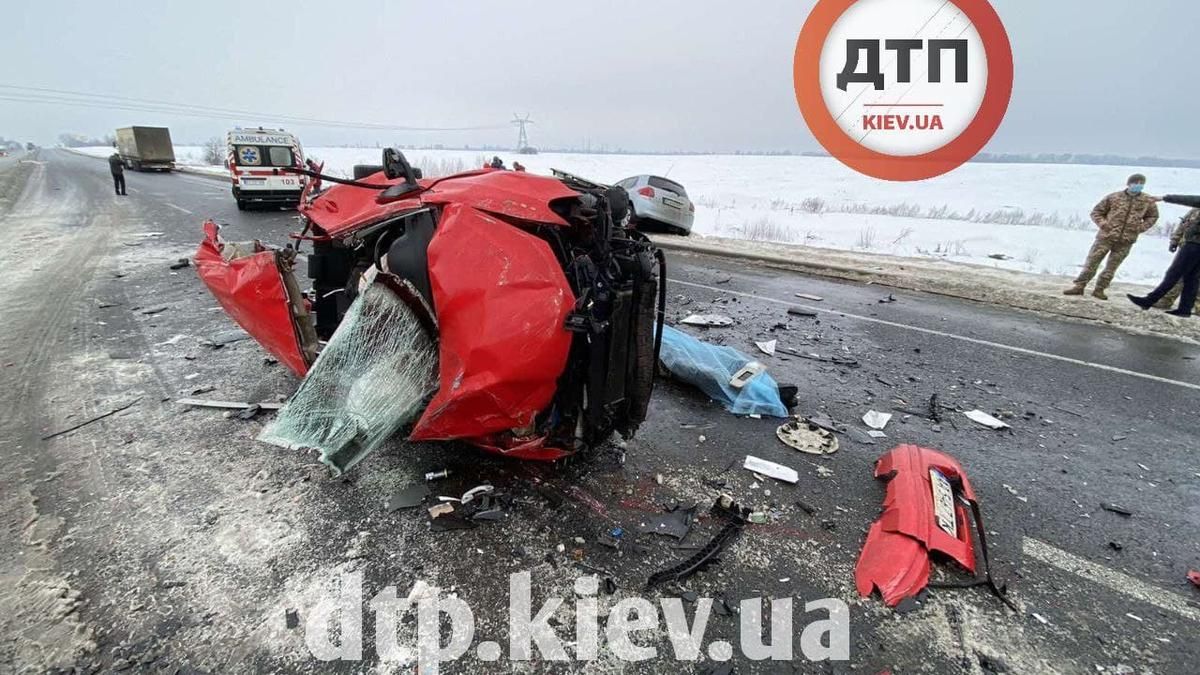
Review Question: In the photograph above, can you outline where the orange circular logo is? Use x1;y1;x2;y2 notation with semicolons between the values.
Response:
794;0;1013;181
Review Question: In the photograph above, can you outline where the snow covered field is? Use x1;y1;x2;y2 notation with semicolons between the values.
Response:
81;145;1200;284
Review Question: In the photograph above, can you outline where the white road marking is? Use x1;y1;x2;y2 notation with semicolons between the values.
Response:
671;278;1200;392
1022;537;1200;623
164;203;193;215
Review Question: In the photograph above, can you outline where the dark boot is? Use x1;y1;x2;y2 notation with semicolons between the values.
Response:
1126;294;1152;310
1166;308;1192;318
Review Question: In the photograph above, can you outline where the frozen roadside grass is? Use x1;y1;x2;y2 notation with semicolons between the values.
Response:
741;216;796;243
648;233;1200;345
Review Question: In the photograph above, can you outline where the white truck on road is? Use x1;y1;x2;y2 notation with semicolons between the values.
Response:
226;128;306;210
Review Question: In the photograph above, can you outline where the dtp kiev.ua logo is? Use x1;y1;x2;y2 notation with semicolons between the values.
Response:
794;0;1013;181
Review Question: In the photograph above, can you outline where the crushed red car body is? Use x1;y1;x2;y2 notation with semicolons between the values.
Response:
197;150;663;466
855;444;979;606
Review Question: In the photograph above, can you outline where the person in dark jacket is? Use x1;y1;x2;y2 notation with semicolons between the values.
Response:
108;152;126;195
1127;194;1200;317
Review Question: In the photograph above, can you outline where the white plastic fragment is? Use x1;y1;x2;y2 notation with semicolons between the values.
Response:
862;410;892;430
744;455;798;484
964;409;1010;429
681;314;734;327
755;339;777;356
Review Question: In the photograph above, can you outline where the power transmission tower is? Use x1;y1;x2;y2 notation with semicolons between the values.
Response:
512;113;534;151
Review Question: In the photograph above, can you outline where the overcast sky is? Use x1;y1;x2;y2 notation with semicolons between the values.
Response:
0;0;1195;157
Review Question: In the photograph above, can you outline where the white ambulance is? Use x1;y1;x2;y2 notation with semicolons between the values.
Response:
226;128;306;210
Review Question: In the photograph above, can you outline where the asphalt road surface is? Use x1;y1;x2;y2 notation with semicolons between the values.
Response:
1;149;1197;674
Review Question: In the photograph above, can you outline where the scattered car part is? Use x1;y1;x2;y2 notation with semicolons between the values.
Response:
855;445;1012;609
787;307;818;317
637;505;697;540
169;258;190;270
964;409;1010;430
755;339;777;356
659;326;788;417
177;398;284;411
1188;570;1200;589
385;484;431;512
424;469;450;482
862;410;892;430
776;418;839;455
646;496;750;589
681;314;734;327
1100;503;1133;517
744;455;798;484
795;293;824;301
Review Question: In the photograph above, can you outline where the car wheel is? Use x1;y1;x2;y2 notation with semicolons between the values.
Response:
672;225;691;236
236;199;246;211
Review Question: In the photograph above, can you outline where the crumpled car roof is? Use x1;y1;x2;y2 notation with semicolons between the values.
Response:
301;168;579;238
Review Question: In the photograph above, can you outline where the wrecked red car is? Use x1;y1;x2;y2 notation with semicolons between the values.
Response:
197;149;664;473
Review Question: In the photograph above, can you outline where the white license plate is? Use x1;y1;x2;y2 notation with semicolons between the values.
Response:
930;468;957;537
241;177;266;183
662;197;684;209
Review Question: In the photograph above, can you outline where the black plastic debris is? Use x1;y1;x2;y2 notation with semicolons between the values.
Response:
787;307;818;317
878;294;897;304
169;258;191;270
142;306;168;315
637;505;697;540
236;404;263;420
646;495;750;589
385;484;431;512
1101;503;1133;517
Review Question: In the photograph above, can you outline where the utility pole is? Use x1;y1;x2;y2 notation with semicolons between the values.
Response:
512;113;534;152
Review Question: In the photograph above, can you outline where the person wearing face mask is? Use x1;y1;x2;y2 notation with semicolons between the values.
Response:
1063;174;1159;300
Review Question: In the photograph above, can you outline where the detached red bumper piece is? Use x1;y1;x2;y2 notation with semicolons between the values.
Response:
855;445;982;607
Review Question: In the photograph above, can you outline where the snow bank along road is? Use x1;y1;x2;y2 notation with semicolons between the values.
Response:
1;149;1197;673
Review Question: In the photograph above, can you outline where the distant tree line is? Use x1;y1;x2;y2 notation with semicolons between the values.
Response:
57;132;114;148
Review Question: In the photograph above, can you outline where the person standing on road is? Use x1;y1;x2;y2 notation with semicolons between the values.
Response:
1127;196;1200;317
108;151;126;196
1149;208;1198;309
1064;174;1159;300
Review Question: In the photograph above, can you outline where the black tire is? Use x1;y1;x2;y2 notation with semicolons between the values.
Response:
236;199;246;211
672;225;691;237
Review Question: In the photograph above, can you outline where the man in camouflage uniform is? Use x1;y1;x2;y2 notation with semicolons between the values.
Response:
1150;208;1199;308
1064;174;1159;300
1128;197;1200;317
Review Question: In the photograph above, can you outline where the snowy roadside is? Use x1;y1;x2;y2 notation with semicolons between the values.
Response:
68;145;1199;341
652;233;1200;345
